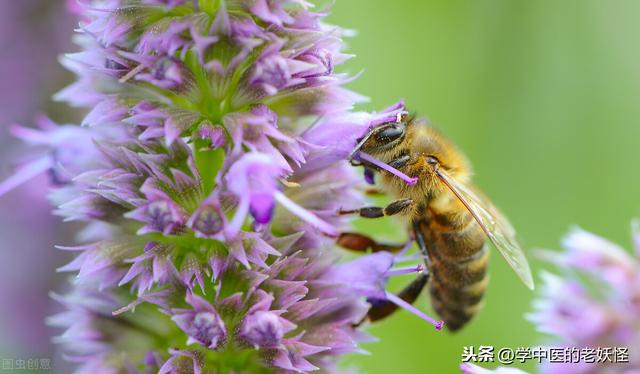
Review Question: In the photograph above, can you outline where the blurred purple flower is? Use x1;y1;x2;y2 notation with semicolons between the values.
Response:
528;222;640;373
0;0;75;364
460;363;530;374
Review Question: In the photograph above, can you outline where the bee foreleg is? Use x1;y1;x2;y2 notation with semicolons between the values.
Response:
337;232;408;253
363;273;430;323
412;221;432;261
338;198;414;219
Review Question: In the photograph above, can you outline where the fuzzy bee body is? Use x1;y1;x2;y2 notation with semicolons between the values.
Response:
349;115;533;331
415;206;489;331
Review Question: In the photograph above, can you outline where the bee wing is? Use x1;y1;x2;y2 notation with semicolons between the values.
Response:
435;168;535;290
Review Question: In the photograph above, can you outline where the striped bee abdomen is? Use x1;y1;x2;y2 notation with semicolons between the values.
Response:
415;207;490;332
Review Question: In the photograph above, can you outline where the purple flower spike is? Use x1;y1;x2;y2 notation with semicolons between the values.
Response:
1;0;445;372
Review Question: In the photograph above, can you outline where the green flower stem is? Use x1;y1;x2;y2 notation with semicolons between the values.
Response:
195;138;225;195
199;0;221;17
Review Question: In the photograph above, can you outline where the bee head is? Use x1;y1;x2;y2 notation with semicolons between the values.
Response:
348;114;410;164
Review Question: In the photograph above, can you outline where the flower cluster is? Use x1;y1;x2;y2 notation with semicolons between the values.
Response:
528;223;640;374
0;1;438;372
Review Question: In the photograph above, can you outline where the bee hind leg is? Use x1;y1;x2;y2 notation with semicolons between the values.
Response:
336;199;415;252
357;222;435;325
358;273;430;325
337;232;408;253
338;198;414;219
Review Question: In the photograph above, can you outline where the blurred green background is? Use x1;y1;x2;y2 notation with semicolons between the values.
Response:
329;0;640;373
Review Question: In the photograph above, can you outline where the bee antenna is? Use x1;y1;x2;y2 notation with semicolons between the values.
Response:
348;130;375;163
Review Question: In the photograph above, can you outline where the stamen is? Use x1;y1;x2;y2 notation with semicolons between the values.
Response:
385;291;443;330
118;64;146;83
396;239;413;257
386;264;423;277
357;152;417;186
395;253;423;263
112;298;143;316
226;196;250;238
279;178;301;188
274;191;337;237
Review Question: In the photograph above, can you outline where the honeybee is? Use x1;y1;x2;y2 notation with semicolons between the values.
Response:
337;113;534;331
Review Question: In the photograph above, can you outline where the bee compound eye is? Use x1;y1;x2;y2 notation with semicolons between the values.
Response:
375;125;404;143
426;156;439;166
